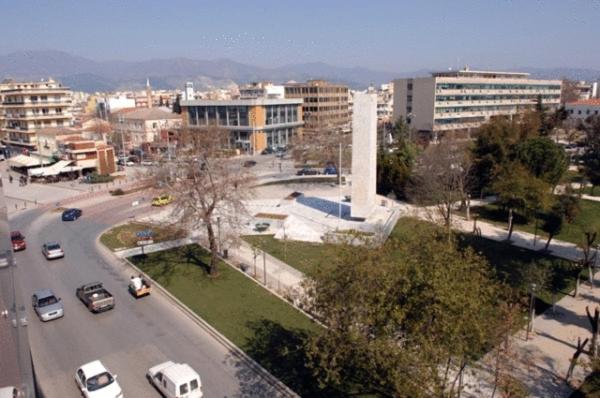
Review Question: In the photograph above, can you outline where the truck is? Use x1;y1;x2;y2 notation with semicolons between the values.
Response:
76;282;115;313
128;275;152;298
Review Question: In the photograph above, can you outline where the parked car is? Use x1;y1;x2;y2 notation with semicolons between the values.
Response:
42;242;64;260
147;361;203;398
141;160;154;166
75;360;122;398
32;289;64;322
261;147;274;155
11;231;26;251
296;167;319;176
243;160;257;168
62;208;82;221
323;164;337;175
76;282;115;313
152;194;174;207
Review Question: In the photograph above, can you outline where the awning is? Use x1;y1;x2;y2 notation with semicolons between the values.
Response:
8;154;53;168
28;160;81;177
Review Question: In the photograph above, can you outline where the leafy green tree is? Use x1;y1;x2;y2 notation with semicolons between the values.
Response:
376;138;416;199
515;137;568;187
541;205;564;251
391;117;411;142
582;116;600;194
172;94;182;114
303;224;502;397
492;163;550;240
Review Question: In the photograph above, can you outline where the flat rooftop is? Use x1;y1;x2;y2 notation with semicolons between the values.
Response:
431;69;530;78
181;98;303;107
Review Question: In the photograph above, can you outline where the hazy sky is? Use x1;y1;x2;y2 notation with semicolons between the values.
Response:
3;0;599;72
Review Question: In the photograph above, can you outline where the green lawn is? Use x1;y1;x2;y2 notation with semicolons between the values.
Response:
129;245;349;397
470;199;600;245
100;222;186;250
583;186;600;197
243;235;335;277
245;218;578;314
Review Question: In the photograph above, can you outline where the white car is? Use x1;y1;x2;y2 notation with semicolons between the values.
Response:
0;386;18;398
147;361;202;398
42;242;64;260
75;360;122;398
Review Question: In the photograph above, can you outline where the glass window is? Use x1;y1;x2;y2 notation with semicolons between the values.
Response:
190;379;199;390
180;383;189;394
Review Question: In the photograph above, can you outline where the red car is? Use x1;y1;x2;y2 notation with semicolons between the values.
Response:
11;231;26;251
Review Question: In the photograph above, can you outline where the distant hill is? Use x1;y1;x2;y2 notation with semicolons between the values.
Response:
1;50;598;93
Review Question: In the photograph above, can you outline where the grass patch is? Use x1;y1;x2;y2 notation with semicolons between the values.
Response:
129;245;348;397
562;169;584;184
244;218;578;314
243;235;334;277
583;186;600;197
470;199;600;245
100;222;185;250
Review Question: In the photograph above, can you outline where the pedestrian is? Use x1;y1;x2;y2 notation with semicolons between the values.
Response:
8;175;12;184
278;162;282;172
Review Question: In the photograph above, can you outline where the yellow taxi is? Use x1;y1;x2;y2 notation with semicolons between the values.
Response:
151;194;174;207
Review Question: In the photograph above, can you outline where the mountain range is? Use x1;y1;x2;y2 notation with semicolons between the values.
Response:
1;50;599;93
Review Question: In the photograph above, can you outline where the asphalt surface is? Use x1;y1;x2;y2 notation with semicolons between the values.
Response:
10;192;284;398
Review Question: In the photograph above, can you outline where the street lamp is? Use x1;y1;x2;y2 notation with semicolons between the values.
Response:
526;283;537;341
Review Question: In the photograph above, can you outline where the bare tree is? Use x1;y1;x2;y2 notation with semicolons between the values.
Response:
409;137;473;237
150;127;254;276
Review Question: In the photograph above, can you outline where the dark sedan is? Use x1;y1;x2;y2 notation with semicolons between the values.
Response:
61;208;82;221
296;167;320;176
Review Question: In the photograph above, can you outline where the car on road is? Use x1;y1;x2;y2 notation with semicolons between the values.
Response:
32;289;64;322
152;194;174;207
242;160;257;168
75;360;122;398
11;231;26;251
128;275;151;298
148;361;203;398
141;159;154;166
62;208;82;221
261;147;274;155
296;167;319;176
0;386;18;398
42;242;65;260
76;282;115;313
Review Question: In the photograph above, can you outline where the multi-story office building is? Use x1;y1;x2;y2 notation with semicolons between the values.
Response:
284;80;350;133
181;98;303;153
1;78;73;153
393;68;562;136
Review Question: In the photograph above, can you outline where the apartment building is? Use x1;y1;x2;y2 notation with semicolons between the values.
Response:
1;78;73;153
393;68;562;137
284;80;350;133
110;108;181;152
181;98;303;153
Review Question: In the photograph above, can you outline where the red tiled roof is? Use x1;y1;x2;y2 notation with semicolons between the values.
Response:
567;99;600;106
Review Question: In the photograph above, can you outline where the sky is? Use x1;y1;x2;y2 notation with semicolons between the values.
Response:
3;0;600;72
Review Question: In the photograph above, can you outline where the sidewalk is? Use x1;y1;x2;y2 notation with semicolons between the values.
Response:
403;206;593;396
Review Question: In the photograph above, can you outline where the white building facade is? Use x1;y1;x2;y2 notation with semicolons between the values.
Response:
566;99;600;121
393;69;562;136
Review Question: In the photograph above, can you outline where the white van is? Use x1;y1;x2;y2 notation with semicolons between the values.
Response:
147;361;202;398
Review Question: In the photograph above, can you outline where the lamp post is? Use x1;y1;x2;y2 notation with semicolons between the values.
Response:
216;216;222;256
526;283;537;341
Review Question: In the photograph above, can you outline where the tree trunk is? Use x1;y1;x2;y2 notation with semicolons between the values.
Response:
205;221;219;276
507;208;514;241
544;234;553;251
589;264;595;289
575;272;580;298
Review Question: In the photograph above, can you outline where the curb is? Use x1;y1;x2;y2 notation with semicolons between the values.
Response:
96;234;298;398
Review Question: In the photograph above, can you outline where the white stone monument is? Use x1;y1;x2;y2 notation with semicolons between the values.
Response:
351;92;377;220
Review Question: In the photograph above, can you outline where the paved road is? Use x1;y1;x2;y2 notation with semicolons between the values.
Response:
10;193;285;398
